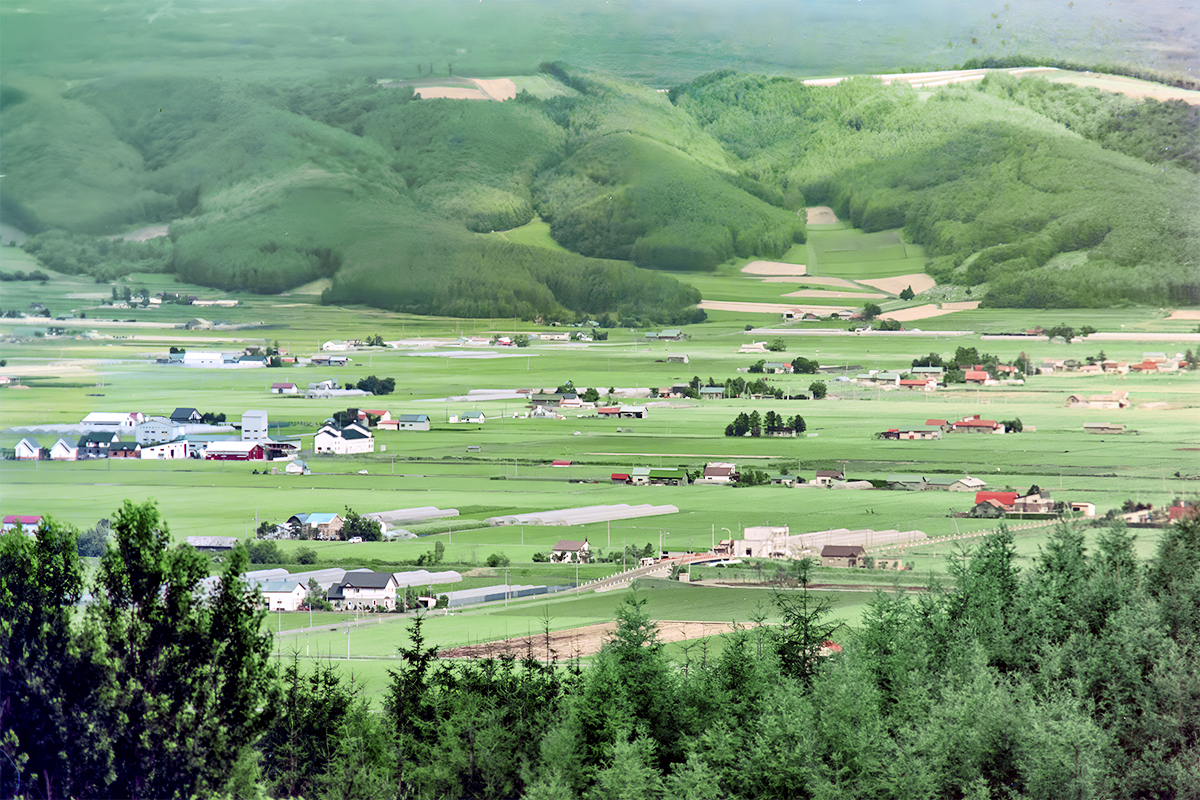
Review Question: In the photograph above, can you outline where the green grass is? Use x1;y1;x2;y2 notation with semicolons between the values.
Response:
487;217;571;253
265;579;878;702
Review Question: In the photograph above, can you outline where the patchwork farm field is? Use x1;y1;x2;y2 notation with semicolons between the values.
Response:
3;213;1198;690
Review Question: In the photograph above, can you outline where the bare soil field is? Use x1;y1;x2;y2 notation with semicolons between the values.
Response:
806;206;840;224
470;78;517;101
858;273;937;295
403;77;517;102
414;86;491;100
784;289;887;300
439;620;741;661
698;300;850;314
884;301;980;322
1168;310;1200;320
741;261;808;276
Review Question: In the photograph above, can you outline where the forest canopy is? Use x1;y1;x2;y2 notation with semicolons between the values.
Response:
3;63;1198;313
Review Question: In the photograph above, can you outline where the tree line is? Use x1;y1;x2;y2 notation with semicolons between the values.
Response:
7;508;1198;798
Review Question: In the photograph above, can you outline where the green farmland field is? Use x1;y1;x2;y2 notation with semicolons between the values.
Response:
3;210;1197;671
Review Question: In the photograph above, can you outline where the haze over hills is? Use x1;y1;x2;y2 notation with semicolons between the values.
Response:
1;0;1197;317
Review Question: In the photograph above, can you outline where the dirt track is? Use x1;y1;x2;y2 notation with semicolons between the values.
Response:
439;620;742;661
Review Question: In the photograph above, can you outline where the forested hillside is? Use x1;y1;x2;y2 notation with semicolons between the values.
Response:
7;512;1200;798
3;63;1198;313
670;71;1200;307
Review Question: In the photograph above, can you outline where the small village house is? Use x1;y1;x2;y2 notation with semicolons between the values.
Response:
2;515;42;533
820;544;866;568
328;571;398;611
170;408;203;424
108;442;143;459
552;539;592;563
286;513;344;540
700;462;737;484
49;438;78;461
814;469;844;487
77;431;121;458
14;438;42;460
260;579;309;612
314;422;375;454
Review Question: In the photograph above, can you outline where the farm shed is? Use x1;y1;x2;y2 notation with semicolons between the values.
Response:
186;536;239;551
82;411;143;431
952;416;1005;434
820;545;866;568
205;441;266;461
366;507;459;527
141;439;188;460
888;474;928;491
485;503;678;527
925;475;986;492
271;382;299;394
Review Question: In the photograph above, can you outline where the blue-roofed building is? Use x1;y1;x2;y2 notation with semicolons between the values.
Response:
285;512;343;540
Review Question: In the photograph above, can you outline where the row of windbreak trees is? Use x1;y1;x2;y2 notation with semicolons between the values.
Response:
669;71;1200;308
6;502;1199;799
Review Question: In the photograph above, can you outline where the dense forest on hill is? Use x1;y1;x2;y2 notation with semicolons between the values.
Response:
7;509;1200;798
3;61;1198;312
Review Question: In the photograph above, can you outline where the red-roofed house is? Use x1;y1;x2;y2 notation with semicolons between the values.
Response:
975;491;1019;507
964;370;990;384
1169;505;1198;523
954;416;1005;434
611;473;630;484
899;379;936;391
2;515;42;533
270;382;299;394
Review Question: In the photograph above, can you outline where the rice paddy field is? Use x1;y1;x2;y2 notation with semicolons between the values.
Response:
3;218;1197;687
